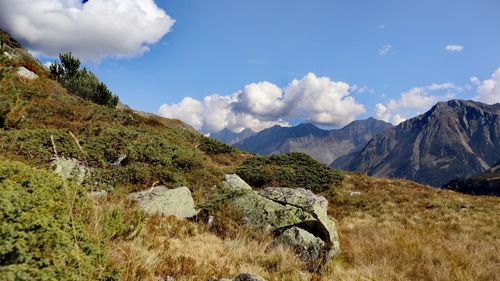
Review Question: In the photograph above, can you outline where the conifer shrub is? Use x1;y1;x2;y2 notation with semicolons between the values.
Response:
199;136;235;155
49;53;118;108
236;152;344;193
0;161;116;280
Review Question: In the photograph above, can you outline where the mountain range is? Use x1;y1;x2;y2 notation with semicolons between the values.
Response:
210;128;256;145
213;99;500;191
333;100;500;187
227;118;393;165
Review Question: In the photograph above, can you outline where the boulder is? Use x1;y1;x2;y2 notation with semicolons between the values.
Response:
221;174;252;191
231;191;315;232
16;66;38;80
51;157;87;185
221;174;340;266
128;186;196;219
258;187;340;259
272;226;325;262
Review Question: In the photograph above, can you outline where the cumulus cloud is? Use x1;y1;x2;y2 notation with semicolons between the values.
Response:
374;103;391;122
158;73;366;134
445;45;464;52
158;94;289;134
474;68;500;104
0;0;175;61
374;83;459;124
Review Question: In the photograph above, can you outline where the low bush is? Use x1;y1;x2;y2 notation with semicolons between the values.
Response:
199;136;235;155
236;152;344;193
0;161;116;280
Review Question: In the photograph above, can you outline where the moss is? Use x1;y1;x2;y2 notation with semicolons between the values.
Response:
236;152;344;193
0;160;116;280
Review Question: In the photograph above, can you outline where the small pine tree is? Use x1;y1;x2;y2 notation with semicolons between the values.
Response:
50;53;119;108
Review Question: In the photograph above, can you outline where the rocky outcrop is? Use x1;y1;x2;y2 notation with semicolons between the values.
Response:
221;174;340;267
128;186;197;218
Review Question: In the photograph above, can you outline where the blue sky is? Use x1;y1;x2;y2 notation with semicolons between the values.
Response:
1;0;499;132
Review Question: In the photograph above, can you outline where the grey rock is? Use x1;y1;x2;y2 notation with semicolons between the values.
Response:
258;187;340;260
272;226;325;262
223;174;340;266
112;154;127;166
128;186;196;218
51;157;87;185
221;174;252;192
16;66;38;80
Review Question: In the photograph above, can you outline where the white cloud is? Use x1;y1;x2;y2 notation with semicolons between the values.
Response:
158;94;289;134
235;82;286;117
374;82;460;125
351;84;373;94
158;73;366;133
396;87;441;109
392;114;406;125
445;45;464;52
283;73;365;125
378;44;393;55
0;0;175;61
374;103;390;122
469;76;481;86
474;68;500;104
428;82;461;91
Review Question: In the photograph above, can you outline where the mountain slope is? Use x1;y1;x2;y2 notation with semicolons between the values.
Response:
2;30;500;281
210;128;256;145
335;100;500;187
443;161;500;195
234;118;393;164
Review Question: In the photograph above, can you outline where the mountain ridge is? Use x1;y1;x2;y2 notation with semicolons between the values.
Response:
210;127;257;145
232;117;393;164
333;99;500;187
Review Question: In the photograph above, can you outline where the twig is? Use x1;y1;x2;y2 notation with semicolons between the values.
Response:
69;131;85;156
50;135;58;158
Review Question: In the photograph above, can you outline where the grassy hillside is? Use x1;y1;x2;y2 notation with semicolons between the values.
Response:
1;31;499;281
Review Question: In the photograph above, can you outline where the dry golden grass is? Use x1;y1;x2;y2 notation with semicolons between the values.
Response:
106;213;308;281
95;173;499;281
325;173;500;281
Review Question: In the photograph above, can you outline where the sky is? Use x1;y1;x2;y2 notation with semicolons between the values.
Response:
0;0;499;133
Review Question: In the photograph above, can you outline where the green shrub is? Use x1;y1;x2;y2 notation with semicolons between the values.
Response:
0;161;115;280
199;136;235;155
49;53;118;108
236;152;344;193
